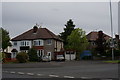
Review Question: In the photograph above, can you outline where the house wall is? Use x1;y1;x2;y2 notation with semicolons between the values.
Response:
44;39;55;60
12;40;32;52
54;40;63;52
11;40;32;59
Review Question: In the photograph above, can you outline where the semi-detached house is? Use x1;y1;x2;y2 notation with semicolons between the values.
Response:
11;25;64;60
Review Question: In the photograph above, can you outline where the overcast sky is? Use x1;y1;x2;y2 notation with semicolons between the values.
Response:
2;2;118;38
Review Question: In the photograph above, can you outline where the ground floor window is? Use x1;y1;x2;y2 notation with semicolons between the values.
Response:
21;50;28;53
37;50;44;57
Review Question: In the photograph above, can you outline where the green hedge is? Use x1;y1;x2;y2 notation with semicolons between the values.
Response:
28;48;38;62
16;52;29;63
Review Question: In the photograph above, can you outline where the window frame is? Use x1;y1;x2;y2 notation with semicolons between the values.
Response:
21;41;29;46
33;40;43;46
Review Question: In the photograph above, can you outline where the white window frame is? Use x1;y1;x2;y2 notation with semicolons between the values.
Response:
33;39;43;46
20;41;29;46
37;50;44;57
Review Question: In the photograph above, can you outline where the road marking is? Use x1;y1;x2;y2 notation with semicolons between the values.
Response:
49;75;59;77
81;77;92;79
101;79;113;80
3;71;8;73
10;71;15;74
18;72;25;75
27;73;34;76
37;74;43;76
64;76;75;78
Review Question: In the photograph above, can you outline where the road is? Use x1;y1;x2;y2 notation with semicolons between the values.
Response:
2;61;119;79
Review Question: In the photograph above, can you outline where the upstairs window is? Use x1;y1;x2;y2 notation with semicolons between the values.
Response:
33;40;43;46
21;41;24;46
34;41;38;46
27;42;29;45
21;41;29;46
13;41;17;46
47;39;52;45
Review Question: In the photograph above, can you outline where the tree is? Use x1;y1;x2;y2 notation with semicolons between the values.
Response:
1;28;11;52
95;31;107;56
60;19;75;48
67;28;89;60
27;48;38;62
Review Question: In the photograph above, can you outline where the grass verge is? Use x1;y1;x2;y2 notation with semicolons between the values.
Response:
102;60;120;63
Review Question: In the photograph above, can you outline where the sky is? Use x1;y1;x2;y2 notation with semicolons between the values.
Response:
1;1;119;38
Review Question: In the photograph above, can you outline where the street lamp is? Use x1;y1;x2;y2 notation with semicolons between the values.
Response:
109;0;114;60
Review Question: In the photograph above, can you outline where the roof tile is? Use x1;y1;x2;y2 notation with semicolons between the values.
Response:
11;28;62;41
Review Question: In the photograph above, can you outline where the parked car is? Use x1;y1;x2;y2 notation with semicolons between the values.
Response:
56;55;65;61
42;56;50;62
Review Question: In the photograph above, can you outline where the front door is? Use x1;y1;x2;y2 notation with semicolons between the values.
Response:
47;52;51;60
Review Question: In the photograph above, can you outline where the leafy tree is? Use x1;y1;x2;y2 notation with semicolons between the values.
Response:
16;52;29;63
60;19;75;48
67;28;89;60
1;28;11;52
95;31;107;56
27;48;38;62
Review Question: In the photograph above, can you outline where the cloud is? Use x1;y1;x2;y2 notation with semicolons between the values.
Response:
2;2;118;38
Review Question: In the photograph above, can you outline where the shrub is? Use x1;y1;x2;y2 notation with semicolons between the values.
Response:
16;52;29;63
1;52;6;63
27;48;38;62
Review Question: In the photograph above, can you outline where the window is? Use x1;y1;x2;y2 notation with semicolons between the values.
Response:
47;39;52;45
21;41;29;46
39;41;41;45
21;41;24;46
13;42;17;46
34;41;37;46
27;42;29;45
37;50;44;57
33;40;43;46
25;41;26;46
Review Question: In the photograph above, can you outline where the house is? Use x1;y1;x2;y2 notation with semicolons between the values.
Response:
86;31;111;49
113;35;120;50
11;25;64;60
4;46;13;59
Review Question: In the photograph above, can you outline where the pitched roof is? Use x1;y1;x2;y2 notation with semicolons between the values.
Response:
11;28;62;41
86;31;111;41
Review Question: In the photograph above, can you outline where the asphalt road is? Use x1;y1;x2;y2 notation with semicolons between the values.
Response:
2;61;119;79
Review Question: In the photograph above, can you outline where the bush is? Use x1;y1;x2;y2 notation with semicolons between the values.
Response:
1;52;6;63
28;48;38;62
16;52;29;63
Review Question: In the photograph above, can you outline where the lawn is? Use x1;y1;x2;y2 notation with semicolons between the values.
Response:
103;60;120;63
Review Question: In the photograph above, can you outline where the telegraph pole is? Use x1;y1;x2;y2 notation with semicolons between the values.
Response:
109;0;114;60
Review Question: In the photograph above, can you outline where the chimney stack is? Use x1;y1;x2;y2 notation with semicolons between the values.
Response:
115;35;119;40
33;25;38;33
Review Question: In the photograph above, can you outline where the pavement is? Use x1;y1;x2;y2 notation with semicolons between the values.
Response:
2;61;120;80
